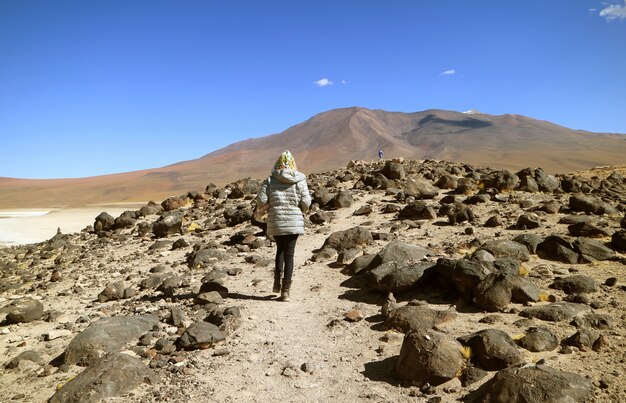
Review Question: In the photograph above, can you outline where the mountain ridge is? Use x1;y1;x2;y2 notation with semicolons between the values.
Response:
1;106;625;208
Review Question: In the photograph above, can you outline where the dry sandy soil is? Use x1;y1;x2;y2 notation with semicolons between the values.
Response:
0;160;625;402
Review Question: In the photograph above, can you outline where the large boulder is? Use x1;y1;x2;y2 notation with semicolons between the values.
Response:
481;170;520;192
161;196;187;211
178;321;225;350
365;262;433;293
568;222;611;238
94;212;115;232
113;211;136;229
458;329;524;371
537;235;579;264
478;240;530;262
520;302;589;323
465;365;594;403
97;281;126;303
4;350;45;370
474;273;541;312
397;201;437;220
137;201;163;217
551;275;597;295
612;230;626;252
64;315;159;366
574;237;615;262
385;301;457;333
403;177;439;199
153;214;183;237
321;226;373;252
332;190;353;208
447;203;475;224
50;352;159;403
512;233;543;254
569;194;618;215
516;327;559;352
6;298;44;324
223;205;253;226
395;329;465;387
187;247;227;268
381;161;405;180
364;240;431;273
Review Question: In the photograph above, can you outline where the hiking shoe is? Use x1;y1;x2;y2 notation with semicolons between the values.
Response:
280;289;290;302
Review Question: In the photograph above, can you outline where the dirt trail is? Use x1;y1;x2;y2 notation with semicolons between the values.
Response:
176;199;418;402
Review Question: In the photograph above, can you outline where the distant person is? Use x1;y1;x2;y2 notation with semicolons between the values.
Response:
256;150;311;301
378;148;384;159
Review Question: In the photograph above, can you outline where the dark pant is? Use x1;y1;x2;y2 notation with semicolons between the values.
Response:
274;234;299;286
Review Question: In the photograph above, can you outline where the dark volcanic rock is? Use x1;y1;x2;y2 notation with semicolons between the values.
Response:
6;298;44;324
458;329;524;371
187;247;227;268
447;203;475;224
153;214;183;237
465;365;594;403
309;211;331;224
537;235;579;264
179;321;225;350
478;240;530;262
520;302;589;322
481;170;520;192
4;350;45;369
321;226;373;252
138;201;163;216
403;177;439;199
381;161;405;180
398;201;437;220
161;196;186;211
114;211;136;229
332;189;353;208
612;230;626;251
395;329;464;387
571;313;613;330
97;281;126;303
512;233;543;254
574;237;614;262
386;302;457;334
50;352;159;403
563;328;601;351
474;273;541;312
568;222;611;238
365;261;433;293
569;194;618;215
551;275;597;295
460;366;489;387
94;212;115;232
365;240;431;272
64;315;159;366
516;327;559;352
516;213;542;229
223;205;253;226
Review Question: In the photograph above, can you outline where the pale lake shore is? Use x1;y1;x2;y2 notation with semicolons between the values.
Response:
0;204;146;246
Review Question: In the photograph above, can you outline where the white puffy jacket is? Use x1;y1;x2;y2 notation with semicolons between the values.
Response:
256;168;312;236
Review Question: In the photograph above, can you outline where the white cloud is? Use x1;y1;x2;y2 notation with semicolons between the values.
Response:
314;78;333;87
589;8;597;12
600;1;626;20
441;69;456;76
341;80;347;84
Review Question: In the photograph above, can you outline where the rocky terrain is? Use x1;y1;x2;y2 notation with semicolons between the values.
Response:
1;158;625;402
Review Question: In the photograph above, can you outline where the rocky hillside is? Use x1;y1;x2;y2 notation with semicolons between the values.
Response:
1;158;625;402
2;107;626;209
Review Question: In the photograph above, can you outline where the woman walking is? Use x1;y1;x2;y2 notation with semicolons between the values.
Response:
256;150;311;301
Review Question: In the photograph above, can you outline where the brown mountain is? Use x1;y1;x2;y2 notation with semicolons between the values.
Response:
1;107;625;208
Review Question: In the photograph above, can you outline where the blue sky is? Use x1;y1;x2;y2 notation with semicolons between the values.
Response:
1;1;625;179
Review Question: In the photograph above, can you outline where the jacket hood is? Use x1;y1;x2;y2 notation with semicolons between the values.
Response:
272;168;306;184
